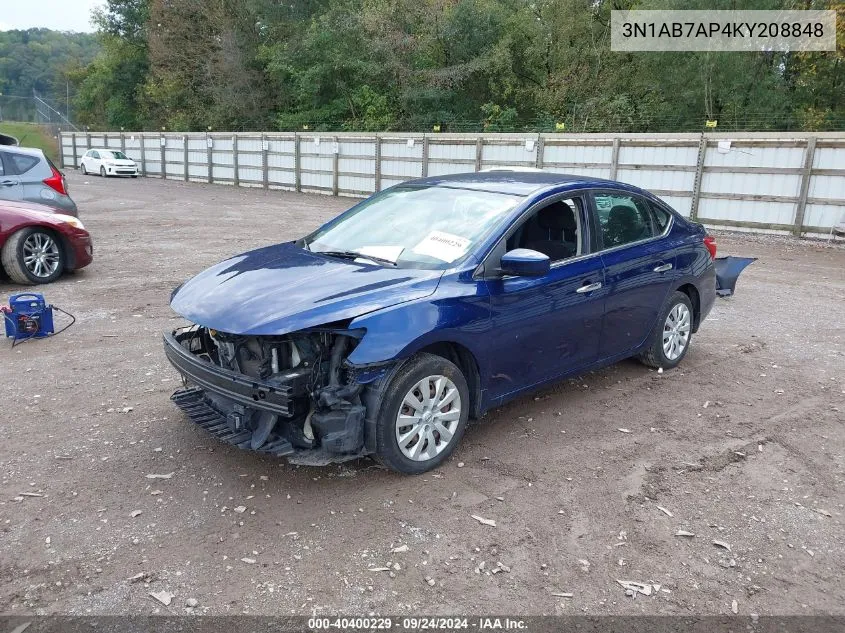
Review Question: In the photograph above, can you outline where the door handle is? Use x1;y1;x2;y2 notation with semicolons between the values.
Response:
576;282;602;294
0;180;17;187
653;263;673;273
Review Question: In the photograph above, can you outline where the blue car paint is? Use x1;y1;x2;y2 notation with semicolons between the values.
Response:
169;242;443;336
170;172;717;416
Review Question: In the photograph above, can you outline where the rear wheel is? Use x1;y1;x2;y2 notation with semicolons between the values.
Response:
1;227;64;284
374;353;469;474
80;163;87;175
638;291;693;369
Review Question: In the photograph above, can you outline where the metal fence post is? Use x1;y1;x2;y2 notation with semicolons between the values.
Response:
71;133;78;168
206;134;213;184
120;132;126;154
232;134;239;187
475;137;483;171
160;133;166;179
140;135;147;177
332;136;340;196
262;134;269;190
294;133;301;193
103;133;109;149
689;134;708;221
535;135;545;169
59;134;65;169
421;136;429;177
374;135;382;193
609;137;621;180
183;135;189;181
85;132;91;151
793;136;817;237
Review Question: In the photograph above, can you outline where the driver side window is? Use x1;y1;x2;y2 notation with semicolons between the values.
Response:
506;197;583;263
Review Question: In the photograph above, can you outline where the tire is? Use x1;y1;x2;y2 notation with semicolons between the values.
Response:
100;166;107;177
80;163;87;175
373;352;470;474
638;290;694;370
1;227;65;284
131;175;138;178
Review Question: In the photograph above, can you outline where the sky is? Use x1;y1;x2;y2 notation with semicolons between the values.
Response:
0;0;105;33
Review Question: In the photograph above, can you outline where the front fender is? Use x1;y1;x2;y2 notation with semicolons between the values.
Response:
346;279;492;380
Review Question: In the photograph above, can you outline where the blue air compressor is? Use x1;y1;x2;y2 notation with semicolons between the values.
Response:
2;293;74;346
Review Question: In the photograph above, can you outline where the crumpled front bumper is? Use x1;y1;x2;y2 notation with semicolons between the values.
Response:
163;329;305;417
170;387;296;457
163;327;369;464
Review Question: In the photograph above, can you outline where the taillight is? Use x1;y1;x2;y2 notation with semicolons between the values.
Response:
43;165;67;196
703;235;717;260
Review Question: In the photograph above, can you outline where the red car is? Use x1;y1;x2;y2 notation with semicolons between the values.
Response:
0;200;92;284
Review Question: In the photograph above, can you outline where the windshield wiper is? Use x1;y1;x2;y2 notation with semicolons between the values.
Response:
317;250;398;267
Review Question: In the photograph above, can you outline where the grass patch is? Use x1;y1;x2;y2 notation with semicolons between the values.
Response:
0;122;60;162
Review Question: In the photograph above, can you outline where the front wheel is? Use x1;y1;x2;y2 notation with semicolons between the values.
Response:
1;227;65;284
100;166;107;177
374;353;470;474
638;291;694;370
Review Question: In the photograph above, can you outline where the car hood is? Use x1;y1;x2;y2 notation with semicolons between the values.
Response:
170;242;443;335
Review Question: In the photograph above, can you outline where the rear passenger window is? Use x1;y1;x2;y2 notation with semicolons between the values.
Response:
9;153;39;175
594;193;655;249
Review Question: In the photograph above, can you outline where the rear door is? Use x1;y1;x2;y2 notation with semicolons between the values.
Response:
590;191;677;360
5;151;54;207
87;150;101;172
0;152;24;202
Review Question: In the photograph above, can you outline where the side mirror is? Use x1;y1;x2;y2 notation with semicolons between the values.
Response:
499;248;550;277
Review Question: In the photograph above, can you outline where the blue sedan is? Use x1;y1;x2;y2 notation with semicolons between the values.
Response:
165;171;719;473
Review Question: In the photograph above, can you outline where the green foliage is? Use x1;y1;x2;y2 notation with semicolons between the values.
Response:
0;122;59;160
0;29;99;120
65;0;844;132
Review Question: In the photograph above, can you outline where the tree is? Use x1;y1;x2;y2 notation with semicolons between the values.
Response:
66;0;845;132
73;0;150;129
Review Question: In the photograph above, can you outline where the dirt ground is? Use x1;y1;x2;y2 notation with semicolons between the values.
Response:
1;172;843;617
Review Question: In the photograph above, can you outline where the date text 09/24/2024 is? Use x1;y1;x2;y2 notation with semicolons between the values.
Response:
307;617;527;630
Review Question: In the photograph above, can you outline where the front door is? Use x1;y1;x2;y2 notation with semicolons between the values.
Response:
483;195;606;400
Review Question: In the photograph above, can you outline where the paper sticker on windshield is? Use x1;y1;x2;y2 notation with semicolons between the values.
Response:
412;231;470;262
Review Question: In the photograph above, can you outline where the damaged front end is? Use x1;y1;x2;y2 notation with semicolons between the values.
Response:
163;325;371;465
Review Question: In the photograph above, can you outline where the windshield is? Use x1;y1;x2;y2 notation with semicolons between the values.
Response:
305;185;522;269
104;151;129;160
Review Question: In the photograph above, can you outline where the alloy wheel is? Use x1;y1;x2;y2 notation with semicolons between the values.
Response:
395;375;461;462
663;303;691;361
22;232;60;279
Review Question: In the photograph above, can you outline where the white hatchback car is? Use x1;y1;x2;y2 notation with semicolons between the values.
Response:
80;149;138;178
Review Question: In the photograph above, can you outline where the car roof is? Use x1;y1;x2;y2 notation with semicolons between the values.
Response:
0;145;44;157
88;147;123;151
408;171;644;196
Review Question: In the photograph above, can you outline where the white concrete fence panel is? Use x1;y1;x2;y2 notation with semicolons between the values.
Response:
60;131;845;237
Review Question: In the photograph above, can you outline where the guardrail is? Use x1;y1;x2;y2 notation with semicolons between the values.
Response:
59;131;845;237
